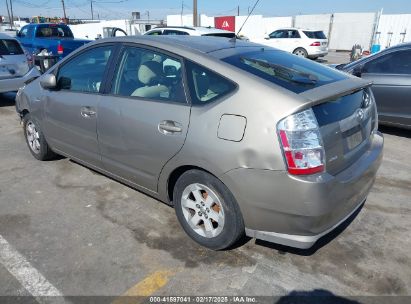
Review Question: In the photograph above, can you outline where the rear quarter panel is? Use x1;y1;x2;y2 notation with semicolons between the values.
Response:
156;50;309;202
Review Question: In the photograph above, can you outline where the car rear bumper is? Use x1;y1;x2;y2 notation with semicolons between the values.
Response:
307;47;328;57
0;67;40;93
220;131;383;249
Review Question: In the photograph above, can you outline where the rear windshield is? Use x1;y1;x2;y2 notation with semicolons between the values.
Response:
303;31;327;39
312;89;364;126
202;33;236;38
0;39;24;55
36;25;73;38
222;49;346;94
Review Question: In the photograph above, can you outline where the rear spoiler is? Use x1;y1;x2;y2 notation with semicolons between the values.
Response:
299;78;372;106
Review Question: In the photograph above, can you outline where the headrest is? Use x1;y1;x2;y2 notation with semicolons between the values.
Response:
138;61;163;85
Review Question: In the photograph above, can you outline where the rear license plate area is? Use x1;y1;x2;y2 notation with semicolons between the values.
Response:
346;130;363;150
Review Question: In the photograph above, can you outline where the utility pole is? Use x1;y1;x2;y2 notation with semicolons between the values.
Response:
10;0;14;29
5;0;12;29
61;0;67;22
90;0;94;20
180;1;184;26
237;5;240;16
193;0;197;26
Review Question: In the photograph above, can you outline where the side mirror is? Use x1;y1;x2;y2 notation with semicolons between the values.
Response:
264;34;270;40
352;65;363;77
40;74;57;89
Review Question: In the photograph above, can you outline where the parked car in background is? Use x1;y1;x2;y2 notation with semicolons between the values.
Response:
0;33;40;93
16;23;90;59
256;28;328;59
335;42;411;129
144;26;237;38
16;36;383;250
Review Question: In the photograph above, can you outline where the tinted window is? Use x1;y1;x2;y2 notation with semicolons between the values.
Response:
111;47;186;103
202;33;236;38
163;30;189;35
223;49;346;94
57;46;112;92
0;39;24;55
36;25;73;38
269;30;287;39
19;26;28;38
185;60;236;105
303;31;327;39
363;49;411;75
146;30;162;35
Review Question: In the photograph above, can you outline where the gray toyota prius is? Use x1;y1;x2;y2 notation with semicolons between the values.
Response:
16;36;383;250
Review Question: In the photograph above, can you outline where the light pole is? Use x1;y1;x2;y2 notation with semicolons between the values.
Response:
193;0;197;26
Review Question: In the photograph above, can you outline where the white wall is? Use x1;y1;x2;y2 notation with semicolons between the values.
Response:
235;15;265;39
377;14;411;49
328;13;376;50
263;17;292;34
294;14;332;38
166;14;193;27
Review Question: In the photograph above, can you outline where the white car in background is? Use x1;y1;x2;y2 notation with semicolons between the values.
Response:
257;28;329;59
0;33;40;93
144;26;237;38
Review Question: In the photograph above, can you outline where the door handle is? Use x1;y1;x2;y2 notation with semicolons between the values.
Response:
158;120;182;135
80;106;96;118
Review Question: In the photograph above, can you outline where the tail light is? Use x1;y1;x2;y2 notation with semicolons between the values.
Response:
57;44;64;55
310;41;321;46
277;109;325;175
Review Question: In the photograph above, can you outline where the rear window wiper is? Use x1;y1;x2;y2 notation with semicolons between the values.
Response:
240;57;318;85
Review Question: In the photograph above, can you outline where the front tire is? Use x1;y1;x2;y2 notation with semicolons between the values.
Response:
23;113;56;161
293;47;308;58
173;170;245;250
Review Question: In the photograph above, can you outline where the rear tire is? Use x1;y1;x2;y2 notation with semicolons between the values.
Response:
293;47;308;58
173;169;245;250
23;113;57;161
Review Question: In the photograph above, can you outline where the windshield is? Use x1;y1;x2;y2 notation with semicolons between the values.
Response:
0;39;24;55
303;31;327;39
222;49;347;93
36;25;73;38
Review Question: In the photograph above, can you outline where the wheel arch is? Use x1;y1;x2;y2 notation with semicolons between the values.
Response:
292;47;308;55
166;165;219;205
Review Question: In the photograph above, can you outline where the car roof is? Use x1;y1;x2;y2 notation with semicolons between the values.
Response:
0;33;17;40
275;28;322;32
387;42;411;50
100;35;258;54
148;26;234;34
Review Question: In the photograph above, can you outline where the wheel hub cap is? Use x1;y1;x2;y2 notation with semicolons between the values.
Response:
181;183;225;238
26;121;41;154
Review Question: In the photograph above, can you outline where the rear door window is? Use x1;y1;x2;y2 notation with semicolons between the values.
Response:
110;46;186;103
0;39;24;55
185;60;237;105
222;49;346;94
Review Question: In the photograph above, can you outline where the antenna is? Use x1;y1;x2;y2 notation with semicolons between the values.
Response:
236;0;260;37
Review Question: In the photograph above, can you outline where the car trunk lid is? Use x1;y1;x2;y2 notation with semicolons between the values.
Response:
300;78;377;175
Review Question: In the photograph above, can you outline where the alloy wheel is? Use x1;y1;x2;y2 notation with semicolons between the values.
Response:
26;121;41;154
180;183;225;238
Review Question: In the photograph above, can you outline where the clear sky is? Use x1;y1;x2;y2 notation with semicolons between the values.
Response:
3;0;411;20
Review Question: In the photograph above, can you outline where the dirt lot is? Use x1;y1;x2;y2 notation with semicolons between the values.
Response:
0;91;410;303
